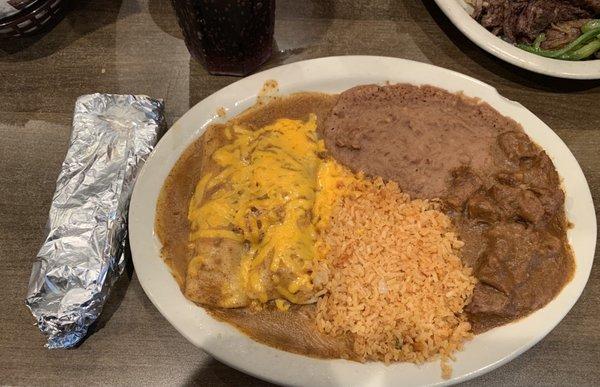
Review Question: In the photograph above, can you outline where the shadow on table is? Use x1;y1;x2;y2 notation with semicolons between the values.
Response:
185;358;273;387
183;40;301;111
0;0;123;61
411;0;600;92
148;0;182;39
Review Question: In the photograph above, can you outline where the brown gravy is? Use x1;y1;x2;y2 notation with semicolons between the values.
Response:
155;86;574;357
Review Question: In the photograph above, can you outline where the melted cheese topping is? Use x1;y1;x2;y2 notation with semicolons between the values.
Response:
188;115;360;306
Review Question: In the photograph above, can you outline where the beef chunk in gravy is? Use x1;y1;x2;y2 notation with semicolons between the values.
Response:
459;131;572;332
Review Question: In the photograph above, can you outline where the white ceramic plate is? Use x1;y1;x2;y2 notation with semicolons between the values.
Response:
434;0;600;79
129;56;596;386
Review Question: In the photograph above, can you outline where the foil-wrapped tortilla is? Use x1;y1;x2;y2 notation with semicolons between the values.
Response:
26;94;165;348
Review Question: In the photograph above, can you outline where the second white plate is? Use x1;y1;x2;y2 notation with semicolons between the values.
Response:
434;0;600;79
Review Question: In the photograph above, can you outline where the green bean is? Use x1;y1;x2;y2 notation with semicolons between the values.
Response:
517;27;600;58
533;33;546;50
581;19;600;33
559;39;600;60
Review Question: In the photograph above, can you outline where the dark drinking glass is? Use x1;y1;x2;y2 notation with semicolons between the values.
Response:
171;0;276;76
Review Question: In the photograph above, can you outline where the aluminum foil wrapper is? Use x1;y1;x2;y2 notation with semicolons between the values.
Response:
26;94;165;348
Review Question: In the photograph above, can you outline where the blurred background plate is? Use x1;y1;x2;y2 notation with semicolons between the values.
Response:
0;0;66;39
434;0;600;79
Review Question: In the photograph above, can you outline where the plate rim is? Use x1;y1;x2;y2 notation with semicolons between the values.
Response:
433;0;600;80
129;55;597;386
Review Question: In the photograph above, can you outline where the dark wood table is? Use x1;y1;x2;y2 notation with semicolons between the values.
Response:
1;0;598;385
